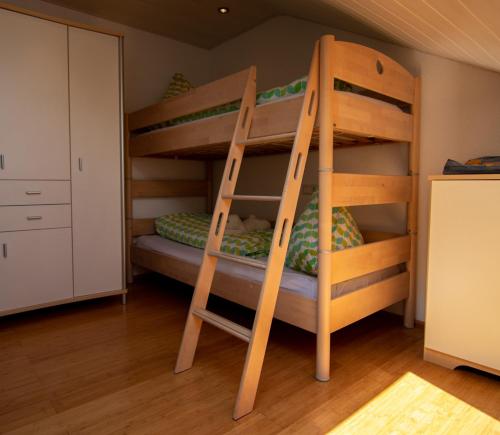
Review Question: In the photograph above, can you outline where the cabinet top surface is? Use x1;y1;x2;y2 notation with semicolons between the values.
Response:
429;174;500;181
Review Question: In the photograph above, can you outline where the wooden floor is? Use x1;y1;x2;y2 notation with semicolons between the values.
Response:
1;274;499;434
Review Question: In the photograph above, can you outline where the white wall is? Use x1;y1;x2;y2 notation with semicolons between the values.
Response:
4;0;211;218
209;16;500;321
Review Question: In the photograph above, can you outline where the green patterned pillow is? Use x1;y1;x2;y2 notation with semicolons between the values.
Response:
256;76;308;105
163;73;193;99
255;76;352;105
285;190;364;275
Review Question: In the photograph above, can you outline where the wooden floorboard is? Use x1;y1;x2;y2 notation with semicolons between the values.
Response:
0;274;498;434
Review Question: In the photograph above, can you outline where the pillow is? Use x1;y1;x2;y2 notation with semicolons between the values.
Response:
256;76;308;105
243;215;271;232
285;190;364;275
255;77;352;106
163;73;193;99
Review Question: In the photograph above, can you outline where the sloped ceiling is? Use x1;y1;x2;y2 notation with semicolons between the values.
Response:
39;0;399;48
42;0;500;72
324;0;500;72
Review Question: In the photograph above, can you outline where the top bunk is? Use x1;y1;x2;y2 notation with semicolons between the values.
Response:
127;39;418;160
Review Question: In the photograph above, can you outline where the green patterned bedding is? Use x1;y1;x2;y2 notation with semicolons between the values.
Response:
286;190;364;275
155;213;273;258
137;76;352;133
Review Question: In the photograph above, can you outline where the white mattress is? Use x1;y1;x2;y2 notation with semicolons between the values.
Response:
134;235;400;300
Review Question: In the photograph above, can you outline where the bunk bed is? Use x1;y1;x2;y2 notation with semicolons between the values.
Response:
125;35;420;418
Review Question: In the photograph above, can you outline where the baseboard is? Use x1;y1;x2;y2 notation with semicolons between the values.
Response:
424;347;500;377
0;288;127;317
415;318;425;328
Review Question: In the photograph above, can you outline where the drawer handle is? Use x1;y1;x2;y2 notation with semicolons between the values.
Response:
0;154;4;170
26;191;42;195
2;243;6;258
26;216;42;220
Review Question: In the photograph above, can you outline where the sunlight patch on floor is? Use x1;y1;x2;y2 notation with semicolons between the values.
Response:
327;372;500;434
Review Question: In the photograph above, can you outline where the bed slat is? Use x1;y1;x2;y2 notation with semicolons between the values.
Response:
128;68;253;131
333;42;415;104
129;91;411;158
332;173;412;206
131;180;208;198
131;245;317;332
332;91;412;142
129;97;302;158
360;230;400;243
331;235;410;284
132;218;155;236
330;272;410;332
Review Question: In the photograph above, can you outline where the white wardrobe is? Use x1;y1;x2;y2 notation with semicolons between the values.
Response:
0;7;125;315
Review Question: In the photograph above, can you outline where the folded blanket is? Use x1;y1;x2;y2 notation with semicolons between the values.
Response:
155;212;273;258
443;156;500;174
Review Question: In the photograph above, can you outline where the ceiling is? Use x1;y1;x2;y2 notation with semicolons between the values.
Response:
324;0;500;72
40;0;397;48
41;0;277;48
43;0;500;72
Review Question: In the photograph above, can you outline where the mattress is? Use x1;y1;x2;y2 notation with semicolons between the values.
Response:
134;235;400;301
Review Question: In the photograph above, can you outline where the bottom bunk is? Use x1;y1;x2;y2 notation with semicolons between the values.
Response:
132;233;410;333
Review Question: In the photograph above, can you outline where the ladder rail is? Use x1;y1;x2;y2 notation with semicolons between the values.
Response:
175;66;257;374
233;41;320;419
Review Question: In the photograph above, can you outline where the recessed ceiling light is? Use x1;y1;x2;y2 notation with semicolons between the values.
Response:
218;6;229;14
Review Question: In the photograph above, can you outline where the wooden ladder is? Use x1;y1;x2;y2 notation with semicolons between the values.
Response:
175;42;320;420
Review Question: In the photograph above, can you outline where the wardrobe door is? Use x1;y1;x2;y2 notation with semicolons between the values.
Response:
0;9;70;180
69;27;123;296
0;228;73;313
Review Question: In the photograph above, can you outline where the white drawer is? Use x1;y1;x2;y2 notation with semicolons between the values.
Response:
0;228;73;312
0;180;70;205
0;205;71;232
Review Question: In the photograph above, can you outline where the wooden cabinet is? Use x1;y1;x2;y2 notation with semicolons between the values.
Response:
0;229;73;313
424;175;500;376
0;8;70;180
0;6;125;316
69;28;123;296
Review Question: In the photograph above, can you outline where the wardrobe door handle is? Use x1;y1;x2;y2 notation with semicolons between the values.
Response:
0;154;4;170
78;158;83;171
2;243;7;258
26;216;42;221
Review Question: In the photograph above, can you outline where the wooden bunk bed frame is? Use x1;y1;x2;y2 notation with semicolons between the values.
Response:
125;34;420;413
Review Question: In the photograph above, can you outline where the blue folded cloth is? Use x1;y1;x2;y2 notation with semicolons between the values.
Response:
443;156;500;175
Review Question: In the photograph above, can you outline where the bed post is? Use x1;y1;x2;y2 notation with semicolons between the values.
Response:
124;113;134;284
404;76;421;328
317;34;335;381
205;160;213;213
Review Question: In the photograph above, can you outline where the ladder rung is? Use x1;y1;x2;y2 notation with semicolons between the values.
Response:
242;132;296;146
208;250;267;270
222;194;282;202
193;308;251;342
